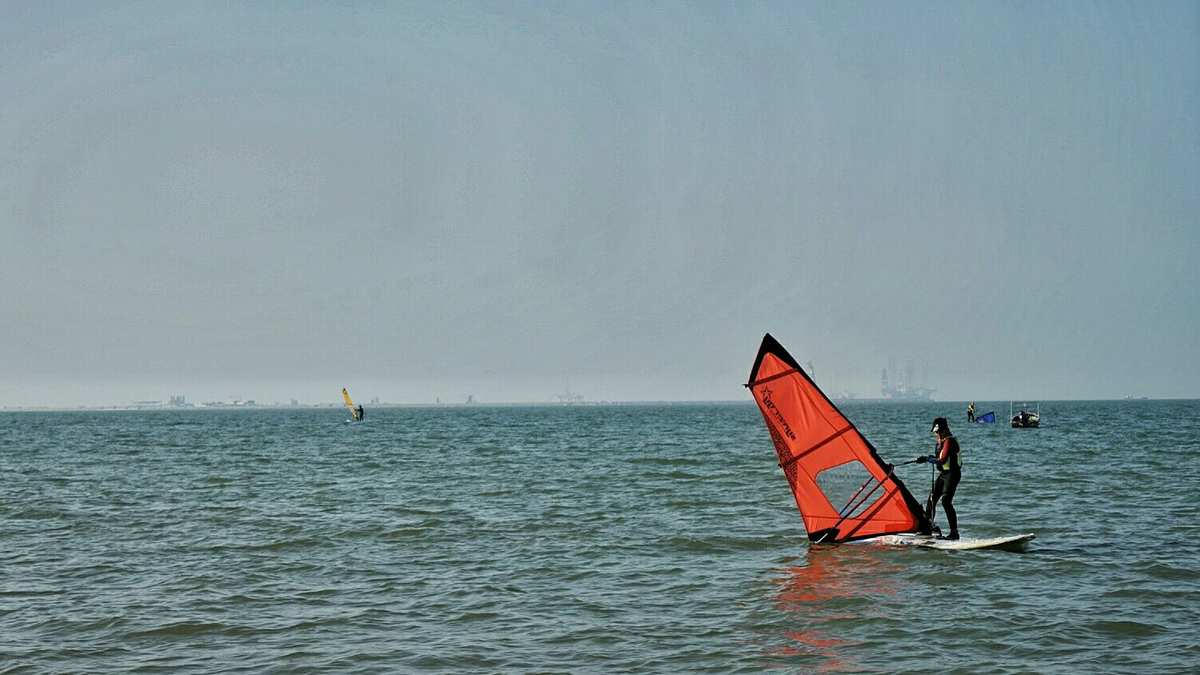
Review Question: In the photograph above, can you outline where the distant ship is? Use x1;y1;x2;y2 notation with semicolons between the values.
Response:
555;385;585;404
881;386;935;401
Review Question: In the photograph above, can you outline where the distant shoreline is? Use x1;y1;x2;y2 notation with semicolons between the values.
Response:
1;398;1190;413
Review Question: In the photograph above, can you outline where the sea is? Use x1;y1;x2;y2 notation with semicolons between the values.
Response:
2;400;1198;673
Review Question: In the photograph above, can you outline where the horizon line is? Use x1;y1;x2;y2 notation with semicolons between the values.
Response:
2;397;1195;412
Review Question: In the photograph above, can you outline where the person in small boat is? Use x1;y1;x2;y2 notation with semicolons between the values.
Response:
967;401;975;422
920;417;962;540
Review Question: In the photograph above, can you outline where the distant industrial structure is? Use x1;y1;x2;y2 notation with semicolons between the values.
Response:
555;388;585;404
881;358;935;401
200;399;257;407
772;359;935;402
801;361;860;402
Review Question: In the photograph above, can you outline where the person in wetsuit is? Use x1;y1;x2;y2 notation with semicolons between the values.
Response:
922;417;962;540
355;404;365;421
967;401;976;422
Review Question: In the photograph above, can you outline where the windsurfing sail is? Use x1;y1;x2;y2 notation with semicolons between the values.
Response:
746;334;931;543
975;411;996;424
342;387;362;421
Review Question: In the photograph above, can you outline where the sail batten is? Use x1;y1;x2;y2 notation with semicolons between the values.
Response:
747;367;803;388
777;425;855;469
748;334;930;543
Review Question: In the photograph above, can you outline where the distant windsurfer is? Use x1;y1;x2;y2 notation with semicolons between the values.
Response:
967;401;975;423
342;387;364;422
920;417;961;540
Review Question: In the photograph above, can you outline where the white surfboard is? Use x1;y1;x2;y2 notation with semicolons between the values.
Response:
870;532;1035;552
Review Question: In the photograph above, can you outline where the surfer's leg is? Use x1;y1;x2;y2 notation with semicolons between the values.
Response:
925;476;944;525
941;472;960;538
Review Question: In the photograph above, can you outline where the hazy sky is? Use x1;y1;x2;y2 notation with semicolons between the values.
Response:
2;2;1197;406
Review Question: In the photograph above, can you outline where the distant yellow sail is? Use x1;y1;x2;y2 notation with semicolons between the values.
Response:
342;388;358;418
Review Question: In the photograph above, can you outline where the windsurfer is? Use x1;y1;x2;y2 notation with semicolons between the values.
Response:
342;388;365;422
921;417;961;540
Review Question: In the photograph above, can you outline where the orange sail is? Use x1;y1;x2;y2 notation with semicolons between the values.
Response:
747;334;930;543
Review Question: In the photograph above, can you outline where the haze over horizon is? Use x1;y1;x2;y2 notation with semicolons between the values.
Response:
3;2;1197;408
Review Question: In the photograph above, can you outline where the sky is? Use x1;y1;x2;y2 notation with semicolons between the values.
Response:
1;1;1197;407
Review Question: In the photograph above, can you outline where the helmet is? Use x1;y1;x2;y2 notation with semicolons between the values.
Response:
931;417;949;434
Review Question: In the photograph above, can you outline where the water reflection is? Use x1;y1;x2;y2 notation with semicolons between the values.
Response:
765;544;908;672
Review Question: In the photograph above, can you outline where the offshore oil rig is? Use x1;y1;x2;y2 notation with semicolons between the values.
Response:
881;359;935;401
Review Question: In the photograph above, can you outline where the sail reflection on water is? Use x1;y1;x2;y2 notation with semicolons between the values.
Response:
765;546;906;671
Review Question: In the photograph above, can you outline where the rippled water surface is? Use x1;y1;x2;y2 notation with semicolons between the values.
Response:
3;401;1199;673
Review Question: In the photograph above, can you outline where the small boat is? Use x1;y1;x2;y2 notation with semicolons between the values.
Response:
1010;402;1039;428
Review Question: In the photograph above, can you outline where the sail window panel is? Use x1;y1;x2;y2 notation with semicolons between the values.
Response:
815;460;880;520
782;461;840;520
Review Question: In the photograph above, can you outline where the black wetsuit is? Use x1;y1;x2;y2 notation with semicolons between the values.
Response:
926;435;961;537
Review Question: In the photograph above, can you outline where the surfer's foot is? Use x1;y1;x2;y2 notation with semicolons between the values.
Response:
946;531;960;540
